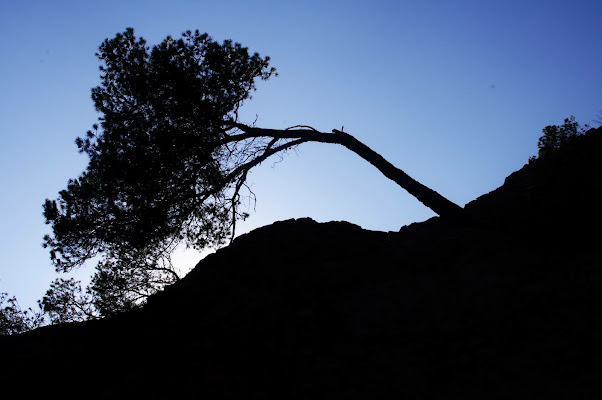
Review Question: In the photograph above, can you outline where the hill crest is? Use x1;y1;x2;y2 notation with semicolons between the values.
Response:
2;127;602;398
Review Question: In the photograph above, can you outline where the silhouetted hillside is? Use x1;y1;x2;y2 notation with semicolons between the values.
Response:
2;127;602;399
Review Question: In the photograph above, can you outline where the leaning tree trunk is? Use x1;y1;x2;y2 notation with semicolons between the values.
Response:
228;124;467;224
330;129;466;223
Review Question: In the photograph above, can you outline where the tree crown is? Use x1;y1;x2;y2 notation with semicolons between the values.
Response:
44;28;277;274
536;116;588;158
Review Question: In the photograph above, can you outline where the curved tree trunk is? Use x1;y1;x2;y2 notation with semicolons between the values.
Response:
330;129;466;223
228;125;467;224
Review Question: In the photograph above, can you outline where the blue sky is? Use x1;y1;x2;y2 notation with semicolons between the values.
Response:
1;0;601;309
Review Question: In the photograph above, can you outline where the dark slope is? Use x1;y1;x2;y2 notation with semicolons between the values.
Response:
2;128;602;399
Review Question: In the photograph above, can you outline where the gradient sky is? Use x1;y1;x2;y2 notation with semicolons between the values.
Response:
1;0;601;310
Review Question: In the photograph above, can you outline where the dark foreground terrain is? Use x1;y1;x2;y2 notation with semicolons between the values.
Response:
2;128;602;399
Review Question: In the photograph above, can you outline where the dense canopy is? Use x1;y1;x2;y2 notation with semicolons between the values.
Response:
44;29;277;273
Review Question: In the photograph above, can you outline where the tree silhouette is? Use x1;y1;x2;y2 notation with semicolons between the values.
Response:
43;28;464;316
41;278;97;323
0;292;45;335
529;116;589;163
536;116;587;157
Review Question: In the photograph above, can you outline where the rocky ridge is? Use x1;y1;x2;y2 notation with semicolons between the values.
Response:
1;128;602;399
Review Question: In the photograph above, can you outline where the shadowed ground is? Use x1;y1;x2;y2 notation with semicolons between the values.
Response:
1;128;602;399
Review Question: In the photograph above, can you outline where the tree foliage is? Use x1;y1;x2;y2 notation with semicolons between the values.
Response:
42;28;277;316
44;28;276;273
534;116;588;159
40;278;99;324
0;292;45;335
41;28;463;320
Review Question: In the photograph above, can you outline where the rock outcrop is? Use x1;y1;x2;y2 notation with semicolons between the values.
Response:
2;128;602;399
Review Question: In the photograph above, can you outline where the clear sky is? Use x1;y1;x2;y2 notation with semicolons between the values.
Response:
1;0;601;309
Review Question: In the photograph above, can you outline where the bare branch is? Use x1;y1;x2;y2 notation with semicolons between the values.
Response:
285;125;320;132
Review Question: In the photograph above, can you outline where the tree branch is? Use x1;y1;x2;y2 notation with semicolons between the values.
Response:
225;124;466;222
